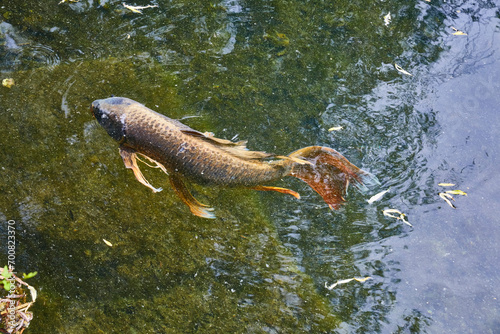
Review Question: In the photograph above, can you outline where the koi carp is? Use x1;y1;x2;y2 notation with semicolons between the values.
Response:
91;97;377;218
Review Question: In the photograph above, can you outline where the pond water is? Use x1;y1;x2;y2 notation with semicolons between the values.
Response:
1;0;499;333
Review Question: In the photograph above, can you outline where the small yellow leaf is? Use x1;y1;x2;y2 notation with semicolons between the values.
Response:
438;183;455;187
451;27;467;35
2;78;15;88
446;189;467;196
103;239;113;247
354;276;372;283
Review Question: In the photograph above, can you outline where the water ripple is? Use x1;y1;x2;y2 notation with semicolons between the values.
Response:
23;43;61;68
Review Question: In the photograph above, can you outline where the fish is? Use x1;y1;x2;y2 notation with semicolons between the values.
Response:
91;97;378;218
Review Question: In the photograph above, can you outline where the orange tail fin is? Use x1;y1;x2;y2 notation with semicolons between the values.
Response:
288;146;378;209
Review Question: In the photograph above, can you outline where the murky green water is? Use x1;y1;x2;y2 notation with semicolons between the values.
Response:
1;0;499;333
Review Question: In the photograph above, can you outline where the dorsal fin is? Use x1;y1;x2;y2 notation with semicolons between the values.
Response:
180;129;239;145
180;129;273;160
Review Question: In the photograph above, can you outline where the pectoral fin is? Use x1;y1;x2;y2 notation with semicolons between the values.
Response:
119;146;163;193
135;153;169;175
169;175;215;219
252;185;301;199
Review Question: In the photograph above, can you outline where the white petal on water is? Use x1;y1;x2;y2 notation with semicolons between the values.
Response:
439;192;457;208
27;284;37;303
367;188;390;204
325;276;372;290
384;12;392;26
123;3;158;14
395;64;413;76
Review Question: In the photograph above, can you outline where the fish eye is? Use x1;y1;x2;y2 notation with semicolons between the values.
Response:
91;99;125;142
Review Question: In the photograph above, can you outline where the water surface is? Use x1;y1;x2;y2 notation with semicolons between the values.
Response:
1;0;499;333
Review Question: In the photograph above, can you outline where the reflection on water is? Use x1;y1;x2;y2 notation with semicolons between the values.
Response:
1;0;499;333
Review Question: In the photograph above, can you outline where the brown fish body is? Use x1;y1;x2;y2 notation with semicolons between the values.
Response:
118;100;291;187
91;97;378;218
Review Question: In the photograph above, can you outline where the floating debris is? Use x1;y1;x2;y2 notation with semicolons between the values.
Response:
2;78;15;88
103;239;113;247
438;183;455;187
0;266;36;333
446;189;467;196
22;272;38;280
438;184;467;208
367;188;390;204
451;27;467;35
27;284;37;303
439;192;456;208
395;64;413;76
384;12;392;26
123;3;158;14
325;276;372;290
328;126;343;132
383;208;412;227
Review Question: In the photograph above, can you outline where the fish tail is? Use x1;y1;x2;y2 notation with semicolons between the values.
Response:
288;146;379;209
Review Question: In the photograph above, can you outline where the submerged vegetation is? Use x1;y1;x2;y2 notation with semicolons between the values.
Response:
0;267;37;334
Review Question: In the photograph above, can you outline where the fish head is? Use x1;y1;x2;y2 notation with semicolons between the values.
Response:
91;97;132;142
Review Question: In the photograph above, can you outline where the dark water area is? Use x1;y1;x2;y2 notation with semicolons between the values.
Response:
1;0;499;333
